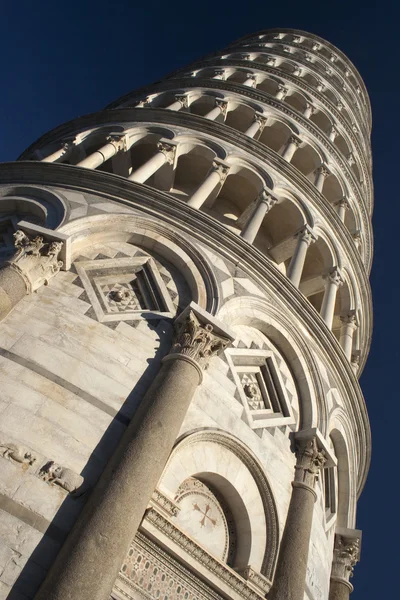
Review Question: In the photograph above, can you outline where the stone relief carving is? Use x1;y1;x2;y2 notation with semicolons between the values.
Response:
294;437;327;488
169;310;231;370
39;460;85;495
8;230;63;293
0;442;36;465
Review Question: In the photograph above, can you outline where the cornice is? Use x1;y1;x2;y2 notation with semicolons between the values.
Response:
0;161;371;497
231;28;371;119
18;105;373;273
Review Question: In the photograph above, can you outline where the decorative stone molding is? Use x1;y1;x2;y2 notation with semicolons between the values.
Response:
106;134;128;153
7;230;63;293
294;436;327;489
340;311;358;328
167;307;231;371
331;530;361;589
238;566;272;594
288;134;302;148
144;507;266;600
150;488;180;517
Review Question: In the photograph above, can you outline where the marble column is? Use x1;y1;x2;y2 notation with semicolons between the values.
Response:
269;436;327;600
204;99;228;121
41;139;75;163
320;267;343;329
266;57;276;66
244;113;267;138
240;190;277;243
128;140;177;183
243;73;257;87
287;225;317;288
187;160;229;209
165;94;189;111
77;135;128;170
314;165;330;192
34;305;233;600
303;102;315;119
335;198;350;222
329;127;338;142
276;84;288;100
281;135;302;162
0;230;63;321
329;531;361;600
339;311;358;360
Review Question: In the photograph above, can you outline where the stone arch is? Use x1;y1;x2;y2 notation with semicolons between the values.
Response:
218;296;321;429
0;186;67;228
58;213;219;314
328;407;357;528
159;429;279;579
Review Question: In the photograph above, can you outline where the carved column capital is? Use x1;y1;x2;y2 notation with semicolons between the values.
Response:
157;140;177;165
266;57;276;66
136;97;150;107
293;67;302;76
331;531;361;589
289;134;302;147
324;266;344;287
294;436;327;489
175;94;189;108
166;306;232;375
305;53;313;62
304;102;316;114
329;126;338;139
8;230;64;293
245;73;257;85
254;112;267;131
317;164;330;178
277;84;288;97
335;197;350;210
106;134;128;153
215;98;228;115
312;42;321;51
337;101;344;111
212;160;230;182
340;310;358;328
259;189;278;210
295;224;318;246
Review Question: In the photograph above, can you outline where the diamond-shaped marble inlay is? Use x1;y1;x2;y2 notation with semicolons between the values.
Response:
239;372;265;410
75;256;175;323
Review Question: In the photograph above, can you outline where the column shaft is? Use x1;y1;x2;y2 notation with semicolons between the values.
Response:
287;227;316;288
240;193;277;243
329;579;353;600
128;151;167;183
320;269;343;330
77;138;124;170
34;307;231;600
187;163;228;209
41;142;73;163
281;136;301;162
166;99;183;111
0;266;27;320
269;483;316;600
245;119;262;138
34;358;201;600
205;106;222;120
339;317;357;360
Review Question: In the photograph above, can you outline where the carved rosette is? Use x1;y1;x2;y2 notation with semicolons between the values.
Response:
294;437;326;489
168;310;231;371
331;534;360;586
8;231;63;293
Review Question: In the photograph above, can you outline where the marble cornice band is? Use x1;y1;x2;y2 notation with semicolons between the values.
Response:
0;161;372;493
17;106;373;273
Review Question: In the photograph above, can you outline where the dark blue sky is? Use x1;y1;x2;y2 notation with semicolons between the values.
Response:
0;1;396;597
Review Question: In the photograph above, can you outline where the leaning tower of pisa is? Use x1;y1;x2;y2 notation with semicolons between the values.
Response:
0;28;372;600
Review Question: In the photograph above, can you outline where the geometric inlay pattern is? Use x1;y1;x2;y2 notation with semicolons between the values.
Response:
225;347;297;431
75;256;175;323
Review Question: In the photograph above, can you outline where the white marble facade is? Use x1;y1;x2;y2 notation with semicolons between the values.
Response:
0;28;371;600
